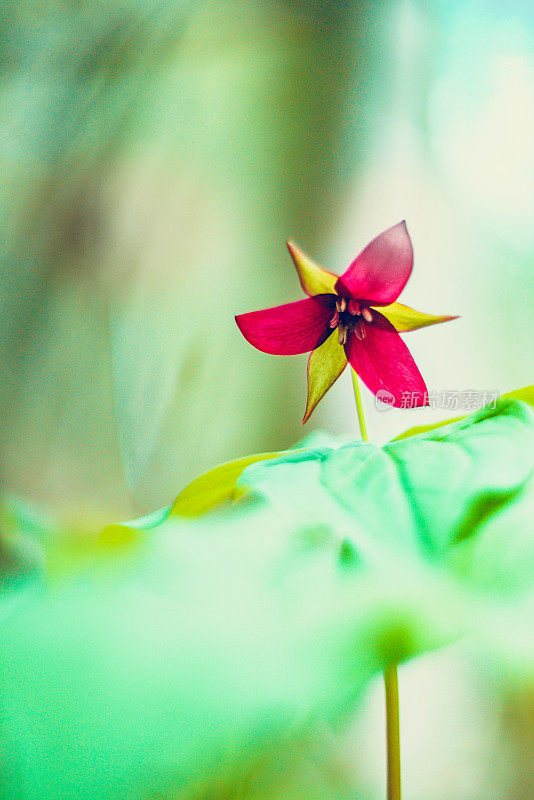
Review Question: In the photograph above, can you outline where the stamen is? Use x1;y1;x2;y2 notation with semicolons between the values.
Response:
336;297;347;313
354;320;366;341
338;324;347;345
362;307;373;323
329;310;339;329
348;299;360;316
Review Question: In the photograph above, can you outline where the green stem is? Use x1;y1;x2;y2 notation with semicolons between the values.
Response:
351;369;368;442
384;664;401;800
350;369;401;800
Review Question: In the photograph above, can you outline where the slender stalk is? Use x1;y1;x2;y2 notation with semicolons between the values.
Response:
351;368;368;442
350;369;401;800
384;665;401;800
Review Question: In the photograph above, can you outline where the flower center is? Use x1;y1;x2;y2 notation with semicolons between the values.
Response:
329;297;373;345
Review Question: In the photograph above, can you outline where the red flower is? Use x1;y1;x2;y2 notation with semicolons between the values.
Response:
236;222;457;422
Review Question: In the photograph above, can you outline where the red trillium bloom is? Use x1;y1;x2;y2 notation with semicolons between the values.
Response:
236;222;457;422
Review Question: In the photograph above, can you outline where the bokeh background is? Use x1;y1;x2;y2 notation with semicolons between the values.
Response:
1;1;533;797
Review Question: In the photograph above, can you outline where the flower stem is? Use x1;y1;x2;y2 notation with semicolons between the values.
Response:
350;369;401;800
350;369;368;442
384;664;401;800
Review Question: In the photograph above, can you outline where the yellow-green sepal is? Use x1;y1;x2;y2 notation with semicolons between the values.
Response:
286;241;337;297
170;452;284;517
377;302;458;332
303;329;348;423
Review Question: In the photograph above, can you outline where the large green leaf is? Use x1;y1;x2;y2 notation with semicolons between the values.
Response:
1;398;534;797
240;399;534;556
238;398;534;670
0;504;460;799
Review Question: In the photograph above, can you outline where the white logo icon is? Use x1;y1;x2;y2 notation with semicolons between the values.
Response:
375;389;395;409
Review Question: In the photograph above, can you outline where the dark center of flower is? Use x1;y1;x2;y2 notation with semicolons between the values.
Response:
329;296;373;345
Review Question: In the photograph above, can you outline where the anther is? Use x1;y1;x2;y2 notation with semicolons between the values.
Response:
348;299;360;316
336;297;347;313
329;310;339;329
362;307;373;323
354;320;366;341
338;324;347;345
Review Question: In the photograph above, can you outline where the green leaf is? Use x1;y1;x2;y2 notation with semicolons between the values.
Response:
0;497;171;587
169;421;346;520
241;399;534;559
2;399;534;796
239;398;534;674
504;384;534;408
383;400;534;554
170;451;288;517
0;505;459;799
393;383;534;440
101;504;171;532
448;472;534;595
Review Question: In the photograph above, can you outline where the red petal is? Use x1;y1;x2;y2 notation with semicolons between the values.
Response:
235;296;335;355
336;221;413;305
344;311;428;407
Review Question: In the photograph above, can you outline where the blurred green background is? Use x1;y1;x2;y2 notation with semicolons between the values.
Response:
1;1;534;797
2;0;533;518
